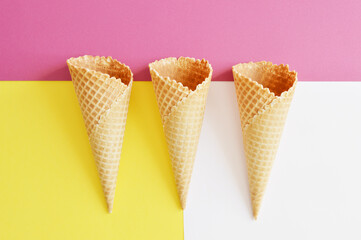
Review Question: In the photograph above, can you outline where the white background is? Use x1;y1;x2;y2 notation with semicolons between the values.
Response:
185;82;361;240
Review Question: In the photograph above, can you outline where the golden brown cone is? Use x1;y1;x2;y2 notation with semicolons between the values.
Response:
67;55;133;213
149;57;212;209
233;62;297;219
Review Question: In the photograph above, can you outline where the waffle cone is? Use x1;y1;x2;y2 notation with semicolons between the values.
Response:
149;57;212;209
233;62;297;219
67;55;133;213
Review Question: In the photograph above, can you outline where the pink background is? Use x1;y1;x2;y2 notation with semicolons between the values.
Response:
1;0;360;81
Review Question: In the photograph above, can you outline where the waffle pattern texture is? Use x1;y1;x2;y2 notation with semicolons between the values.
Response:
67;55;133;213
233;61;297;219
149;57;212;209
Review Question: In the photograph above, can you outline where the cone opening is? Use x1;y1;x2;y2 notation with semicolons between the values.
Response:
149;57;212;91
67;55;132;86
233;62;296;97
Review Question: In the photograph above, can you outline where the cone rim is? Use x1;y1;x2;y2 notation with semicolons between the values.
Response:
232;61;297;98
233;61;297;130
67;55;133;87
149;57;212;123
149;56;213;93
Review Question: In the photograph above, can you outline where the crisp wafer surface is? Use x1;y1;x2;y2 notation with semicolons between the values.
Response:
150;57;212;208
67;55;133;212
233;61;297;218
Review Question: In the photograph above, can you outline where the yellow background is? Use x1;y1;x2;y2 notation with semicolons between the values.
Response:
0;81;183;239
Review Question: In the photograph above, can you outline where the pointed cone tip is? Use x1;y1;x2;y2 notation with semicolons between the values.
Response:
107;201;113;213
252;205;259;220
179;195;187;210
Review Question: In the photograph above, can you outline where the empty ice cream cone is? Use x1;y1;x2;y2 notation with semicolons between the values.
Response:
67;55;133;213
149;57;212;209
233;61;297;219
